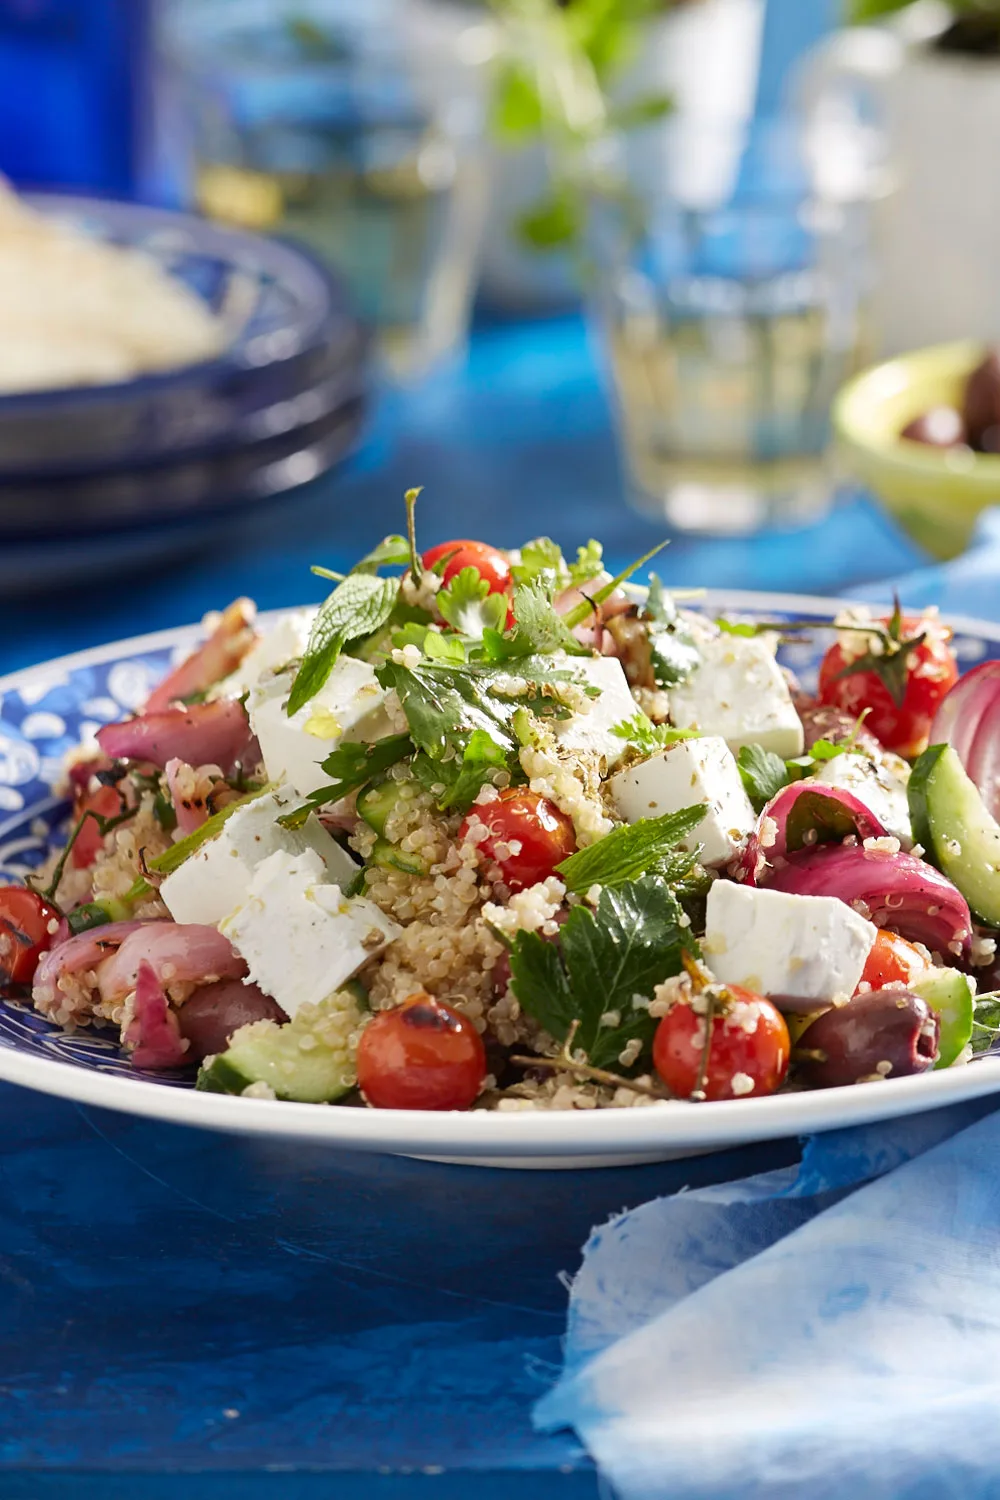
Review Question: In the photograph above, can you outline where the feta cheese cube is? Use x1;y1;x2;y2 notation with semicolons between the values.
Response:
249;656;395;797
210;610;314;701
160;790;358;926
220;849;400;1018
703;881;876;1002
553;656;639;770
608;736;755;868
668;634;804;759
815;752;913;850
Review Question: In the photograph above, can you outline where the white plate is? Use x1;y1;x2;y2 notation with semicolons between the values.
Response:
2;591;999;1168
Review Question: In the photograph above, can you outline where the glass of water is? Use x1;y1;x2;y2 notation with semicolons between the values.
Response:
589;115;873;533
165;0;489;381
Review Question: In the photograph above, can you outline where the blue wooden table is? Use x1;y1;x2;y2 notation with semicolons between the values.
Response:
0;312;927;1496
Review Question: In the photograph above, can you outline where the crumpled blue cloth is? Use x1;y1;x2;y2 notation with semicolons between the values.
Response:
535;1101;1000;1500
849;506;1000;624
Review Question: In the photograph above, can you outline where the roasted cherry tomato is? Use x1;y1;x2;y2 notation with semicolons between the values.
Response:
652;985;790;1102
71;782;125;870
0;886;60;990
459;788;576;892
422;539;512;596
857;929;929;994
817;608;958;759
356;993;486;1111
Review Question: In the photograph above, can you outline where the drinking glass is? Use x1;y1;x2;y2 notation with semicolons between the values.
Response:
589;115;874;534
164;0;489;381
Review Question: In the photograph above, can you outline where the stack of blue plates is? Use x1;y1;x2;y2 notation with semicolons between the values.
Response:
0;196;369;593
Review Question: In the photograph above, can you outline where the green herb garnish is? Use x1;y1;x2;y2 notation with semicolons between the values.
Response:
286;574;400;716
610;714;699;756
276;734;413;830
505;877;693;1070
555;804;705;893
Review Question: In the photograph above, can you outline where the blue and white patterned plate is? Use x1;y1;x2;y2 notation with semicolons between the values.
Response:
2;595;1000;1168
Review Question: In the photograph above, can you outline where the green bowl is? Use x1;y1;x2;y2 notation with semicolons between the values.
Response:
833;340;1000;558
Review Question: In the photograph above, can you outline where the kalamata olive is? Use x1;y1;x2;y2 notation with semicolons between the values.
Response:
964;350;1000;448
900;407;968;449
177;980;287;1062
794;699;881;756
796;987;939;1089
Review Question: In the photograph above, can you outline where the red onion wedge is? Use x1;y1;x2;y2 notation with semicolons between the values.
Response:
178;980;286;1062
32;920;154;1014
145;598;257;713
124;961;190;1070
766;844;972;958
97;699;256;776
97;923;246;1007
929;660;1000;820
741;782;888;886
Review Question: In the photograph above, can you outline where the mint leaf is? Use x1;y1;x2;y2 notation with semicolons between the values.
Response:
287;575;399;715
568;540;604;587
611;714;699;755
508;878;693;1069
737;744;795;813
556;804;705;893
276;733;412;829
437;567;508;638
351;535;410;575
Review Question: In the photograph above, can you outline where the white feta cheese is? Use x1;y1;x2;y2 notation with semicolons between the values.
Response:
220;848;400;1018
209;610;315;701
553;655;639;770
703;881;877;1002
608;736;755;868
248;657;395;798
159;790;358;927
815;752;913;850
668;633;804;759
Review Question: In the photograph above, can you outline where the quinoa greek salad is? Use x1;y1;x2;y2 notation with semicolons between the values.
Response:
5;494;1000;1112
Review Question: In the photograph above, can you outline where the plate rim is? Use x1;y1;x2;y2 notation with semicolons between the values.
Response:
3;587;999;1160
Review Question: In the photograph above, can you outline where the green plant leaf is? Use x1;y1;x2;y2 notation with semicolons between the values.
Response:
508;876;693;1069
287;574;399;716
437;566;508;639
275;734;413;830
517;190;584;251
350;535;411;575
568;539;604;587
492;62;545;139
607;92;674;131
610;713;698;755
737;744;795;813
511;537;568;589
555;804;705;892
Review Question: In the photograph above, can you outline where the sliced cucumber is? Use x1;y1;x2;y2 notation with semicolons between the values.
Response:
356;779;402;837
196;989;366;1103
370;837;426;875
911;967;975;1069
908;743;1000;925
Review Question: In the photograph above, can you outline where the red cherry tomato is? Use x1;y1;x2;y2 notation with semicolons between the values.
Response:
356;993;486;1111
459;788;577;892
817;613;958;758
856;929;928;993
422;539;512;596
652;985;790;1101
0;886;60;990
71;783;124;870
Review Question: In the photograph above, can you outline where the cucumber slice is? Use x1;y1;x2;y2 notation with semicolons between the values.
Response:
196;989;366;1103
908;743;1000;925
356;779;402;837
911;967;975;1069
371;837;426;875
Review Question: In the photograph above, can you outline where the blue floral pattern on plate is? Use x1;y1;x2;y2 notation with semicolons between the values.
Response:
0;603;995;1092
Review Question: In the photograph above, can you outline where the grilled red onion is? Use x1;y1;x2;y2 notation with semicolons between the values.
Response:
32;920;154;1012
178;979;286;1062
794;698;881;756
929;660;1000;819
124;960;190;1069
97;923;246;1006
766;844;972;958
742;782;888;886
97;699;256;776
145;598;257;712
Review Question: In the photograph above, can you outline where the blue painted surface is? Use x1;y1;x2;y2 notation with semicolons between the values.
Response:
0;1083;799;1494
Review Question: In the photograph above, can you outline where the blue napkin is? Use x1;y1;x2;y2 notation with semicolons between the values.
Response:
535;1099;1000;1499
